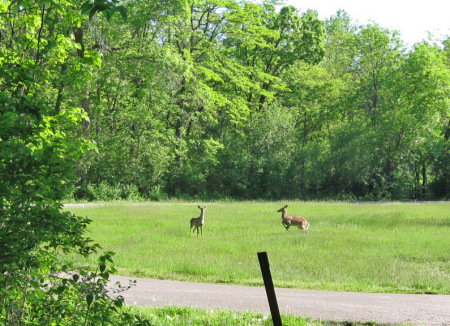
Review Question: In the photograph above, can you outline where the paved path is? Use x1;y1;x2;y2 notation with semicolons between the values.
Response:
109;276;450;325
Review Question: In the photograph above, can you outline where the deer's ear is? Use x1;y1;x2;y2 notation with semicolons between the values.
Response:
204;206;207;209
198;205;201;209
284;205;288;208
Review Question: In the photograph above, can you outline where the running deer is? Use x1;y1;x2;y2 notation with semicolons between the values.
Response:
190;205;207;236
277;205;310;233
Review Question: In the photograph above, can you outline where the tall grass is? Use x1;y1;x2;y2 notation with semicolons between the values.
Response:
66;201;450;294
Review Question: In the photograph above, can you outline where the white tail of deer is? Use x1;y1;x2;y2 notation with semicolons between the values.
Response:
190;205;207;236
277;205;310;233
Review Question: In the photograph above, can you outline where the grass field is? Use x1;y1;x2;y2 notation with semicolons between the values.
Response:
65;201;450;294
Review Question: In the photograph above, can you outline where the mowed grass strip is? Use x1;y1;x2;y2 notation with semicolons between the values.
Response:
125;306;401;326
65;201;450;294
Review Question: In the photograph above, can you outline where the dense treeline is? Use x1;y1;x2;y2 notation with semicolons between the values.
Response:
72;1;449;201
5;0;450;201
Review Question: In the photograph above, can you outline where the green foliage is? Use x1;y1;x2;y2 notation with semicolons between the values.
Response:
85;182;143;201
81;0;127;21
2;0;448;212
57;3;449;201
0;0;96;272
0;0;154;324
1;253;153;325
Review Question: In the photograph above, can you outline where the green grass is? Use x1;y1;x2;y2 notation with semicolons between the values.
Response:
125;306;403;326
65;201;450;294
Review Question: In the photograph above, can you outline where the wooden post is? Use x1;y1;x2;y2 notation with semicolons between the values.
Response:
257;252;282;326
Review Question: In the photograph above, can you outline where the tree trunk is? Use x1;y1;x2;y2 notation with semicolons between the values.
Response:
422;162;427;199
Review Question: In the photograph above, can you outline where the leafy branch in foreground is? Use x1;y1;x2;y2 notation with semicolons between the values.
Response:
0;0;152;324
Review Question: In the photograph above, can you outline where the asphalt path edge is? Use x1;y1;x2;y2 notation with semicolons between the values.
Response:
109;275;450;325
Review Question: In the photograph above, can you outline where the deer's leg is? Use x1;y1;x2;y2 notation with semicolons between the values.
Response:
299;222;308;233
282;222;290;231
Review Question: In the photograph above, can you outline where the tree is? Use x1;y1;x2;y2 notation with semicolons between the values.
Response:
324;24;408;198
398;43;450;198
229;3;326;111
432;38;450;198
202;3;327;199
0;0;151;323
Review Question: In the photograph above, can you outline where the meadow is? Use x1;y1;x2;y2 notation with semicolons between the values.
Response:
65;201;450;294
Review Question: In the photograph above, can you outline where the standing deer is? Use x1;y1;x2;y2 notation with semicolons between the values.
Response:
190;205;207;236
277;205;310;233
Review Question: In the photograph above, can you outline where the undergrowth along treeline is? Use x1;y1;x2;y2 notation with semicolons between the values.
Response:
66;201;450;295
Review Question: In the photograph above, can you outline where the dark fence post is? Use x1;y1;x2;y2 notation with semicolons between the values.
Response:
257;251;282;326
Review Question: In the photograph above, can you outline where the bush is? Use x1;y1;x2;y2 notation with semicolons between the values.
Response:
1;252;153;325
88;182;122;201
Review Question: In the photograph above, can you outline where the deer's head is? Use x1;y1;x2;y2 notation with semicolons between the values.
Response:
277;205;288;213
